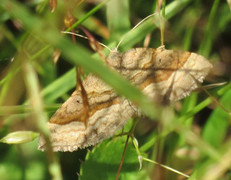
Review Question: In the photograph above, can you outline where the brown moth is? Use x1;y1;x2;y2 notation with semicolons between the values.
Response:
38;46;212;152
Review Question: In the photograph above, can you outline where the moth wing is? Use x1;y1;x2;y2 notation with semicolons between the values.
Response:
140;49;212;103
38;74;137;152
166;52;213;102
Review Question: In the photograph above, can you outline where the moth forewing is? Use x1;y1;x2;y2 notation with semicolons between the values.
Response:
153;49;213;102
38;74;138;152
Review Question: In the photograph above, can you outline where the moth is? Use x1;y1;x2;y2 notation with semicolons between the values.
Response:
38;46;212;152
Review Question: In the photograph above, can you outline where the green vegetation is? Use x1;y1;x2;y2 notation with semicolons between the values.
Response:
0;0;231;179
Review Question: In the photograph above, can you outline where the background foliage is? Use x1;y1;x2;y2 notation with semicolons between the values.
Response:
0;0;231;180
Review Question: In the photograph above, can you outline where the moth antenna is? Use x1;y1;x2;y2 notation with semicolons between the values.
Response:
116;13;157;50
61;31;112;52
202;82;227;89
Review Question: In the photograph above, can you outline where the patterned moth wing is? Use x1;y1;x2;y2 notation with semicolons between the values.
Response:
38;47;212;152
107;47;213;104
38;74;138;152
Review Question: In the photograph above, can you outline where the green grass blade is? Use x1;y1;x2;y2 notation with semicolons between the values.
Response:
199;0;220;57
106;0;130;41
202;89;231;147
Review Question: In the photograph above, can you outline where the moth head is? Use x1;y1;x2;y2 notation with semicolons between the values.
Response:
153;49;176;68
106;49;123;69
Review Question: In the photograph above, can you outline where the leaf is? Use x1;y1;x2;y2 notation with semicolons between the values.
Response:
80;137;149;180
202;89;231;147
